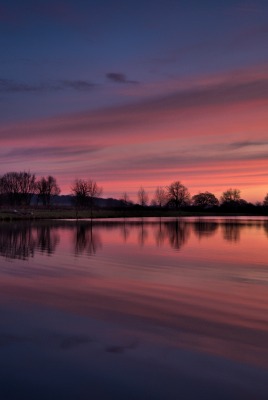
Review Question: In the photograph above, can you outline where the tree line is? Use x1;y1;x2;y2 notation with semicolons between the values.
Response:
0;171;268;210
0;172;60;207
135;182;268;211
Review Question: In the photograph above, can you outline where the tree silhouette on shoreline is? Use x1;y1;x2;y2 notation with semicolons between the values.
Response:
166;181;190;210
36;176;61;206
71;179;102;218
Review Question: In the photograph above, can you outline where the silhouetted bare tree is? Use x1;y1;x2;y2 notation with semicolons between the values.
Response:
137;187;149;207
120;192;131;207
221;188;241;203
71;179;89;209
119;192;133;217
36;175;61;206
166;181;190;209
0;171;36;206
87;180;103;217
0;176;5;205
71;179;102;218
1;172;20;206
263;193;268;207
153;186;167;207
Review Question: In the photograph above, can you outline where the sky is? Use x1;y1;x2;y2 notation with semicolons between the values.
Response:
1;0;268;203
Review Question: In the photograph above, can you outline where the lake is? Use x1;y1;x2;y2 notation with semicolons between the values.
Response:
0;217;268;399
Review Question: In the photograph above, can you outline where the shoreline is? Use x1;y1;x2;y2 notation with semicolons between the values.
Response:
0;208;267;221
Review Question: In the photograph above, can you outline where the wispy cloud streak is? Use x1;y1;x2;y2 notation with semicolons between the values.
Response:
0;79;96;93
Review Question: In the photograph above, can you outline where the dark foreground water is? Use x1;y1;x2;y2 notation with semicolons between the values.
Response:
0;217;268;399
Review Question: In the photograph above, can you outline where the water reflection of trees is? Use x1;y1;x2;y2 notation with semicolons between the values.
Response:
137;219;190;250
74;223;102;256
164;220;191;250
0;223;60;260
120;221;130;242
153;219;191;250
192;221;219;239
154;218;166;247
1;219;268;260
0;223;36;260
220;220;268;243
263;222;268;238
138;219;148;247
221;222;242;242
36;225;60;255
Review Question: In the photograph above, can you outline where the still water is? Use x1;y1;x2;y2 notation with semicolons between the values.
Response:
0;217;268;399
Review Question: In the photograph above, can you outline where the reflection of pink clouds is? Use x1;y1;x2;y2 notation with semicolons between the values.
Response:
1;274;268;368
1;66;268;201
0;220;268;366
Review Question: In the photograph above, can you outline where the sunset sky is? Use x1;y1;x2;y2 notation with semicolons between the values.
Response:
1;0;268;202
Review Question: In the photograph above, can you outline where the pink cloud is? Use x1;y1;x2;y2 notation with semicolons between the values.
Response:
1;66;268;202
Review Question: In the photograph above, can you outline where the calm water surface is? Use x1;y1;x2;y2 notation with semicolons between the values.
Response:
0;217;268;399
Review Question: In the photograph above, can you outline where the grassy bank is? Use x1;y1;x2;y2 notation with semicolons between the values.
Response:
0;207;267;221
0;208;181;221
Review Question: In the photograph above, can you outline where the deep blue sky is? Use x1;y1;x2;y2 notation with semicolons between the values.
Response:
1;0;268;121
